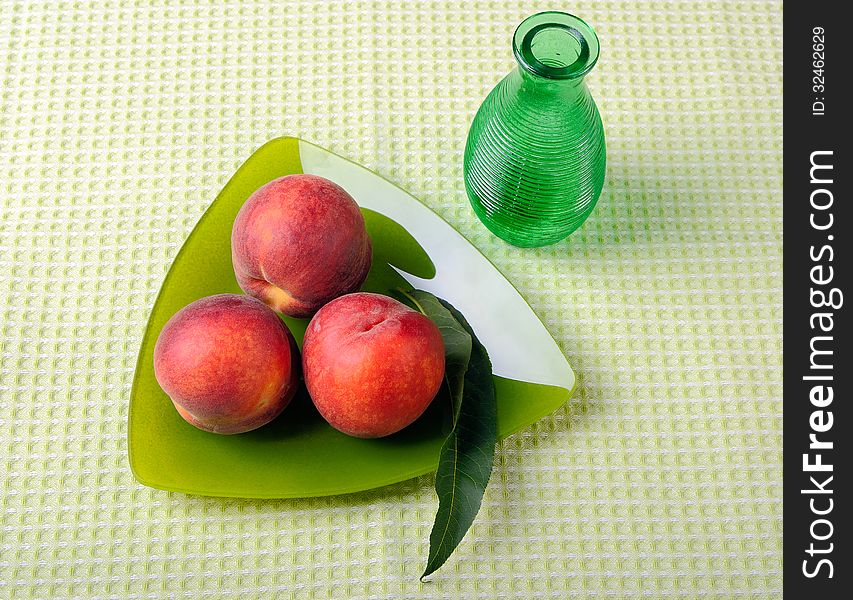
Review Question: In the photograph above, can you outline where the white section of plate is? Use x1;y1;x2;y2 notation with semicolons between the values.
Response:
299;140;573;391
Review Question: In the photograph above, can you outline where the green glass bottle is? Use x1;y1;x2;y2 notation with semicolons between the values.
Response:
464;11;606;247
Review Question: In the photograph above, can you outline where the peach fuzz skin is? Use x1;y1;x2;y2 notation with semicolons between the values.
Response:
153;294;300;434
231;174;372;319
302;293;445;438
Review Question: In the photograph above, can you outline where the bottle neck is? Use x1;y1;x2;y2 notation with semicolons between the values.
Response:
514;66;587;101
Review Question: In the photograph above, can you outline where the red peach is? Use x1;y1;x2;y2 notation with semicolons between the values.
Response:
302;292;445;438
231;174;372;318
153;294;299;434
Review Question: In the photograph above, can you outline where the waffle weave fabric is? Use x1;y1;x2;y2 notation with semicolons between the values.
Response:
0;1;782;598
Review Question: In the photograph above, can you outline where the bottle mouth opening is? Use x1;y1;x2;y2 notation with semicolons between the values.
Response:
513;11;600;80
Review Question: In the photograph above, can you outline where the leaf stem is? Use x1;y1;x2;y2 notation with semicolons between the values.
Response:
395;287;428;316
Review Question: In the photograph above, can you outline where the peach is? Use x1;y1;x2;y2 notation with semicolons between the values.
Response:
231;174;372;318
153;294;299;434
302;292;445;438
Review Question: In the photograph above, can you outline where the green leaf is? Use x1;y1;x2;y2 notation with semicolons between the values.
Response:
399;290;497;579
396;289;472;423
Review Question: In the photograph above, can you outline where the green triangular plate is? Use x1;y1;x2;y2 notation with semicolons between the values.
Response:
128;137;575;498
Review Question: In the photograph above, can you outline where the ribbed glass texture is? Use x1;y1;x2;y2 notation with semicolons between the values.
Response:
464;12;606;247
